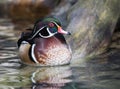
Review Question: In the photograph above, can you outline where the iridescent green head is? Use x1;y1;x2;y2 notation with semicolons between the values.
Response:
30;17;71;39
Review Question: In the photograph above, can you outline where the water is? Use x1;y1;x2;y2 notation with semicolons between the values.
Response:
0;19;120;89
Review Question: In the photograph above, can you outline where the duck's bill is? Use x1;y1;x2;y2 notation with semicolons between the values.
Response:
57;26;71;35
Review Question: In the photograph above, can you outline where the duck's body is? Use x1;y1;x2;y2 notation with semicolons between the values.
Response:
18;17;72;66
19;34;71;66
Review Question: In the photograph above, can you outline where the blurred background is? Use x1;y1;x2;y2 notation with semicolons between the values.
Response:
0;0;120;89
0;0;77;28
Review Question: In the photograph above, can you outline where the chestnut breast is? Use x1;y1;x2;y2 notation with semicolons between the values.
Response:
33;36;71;65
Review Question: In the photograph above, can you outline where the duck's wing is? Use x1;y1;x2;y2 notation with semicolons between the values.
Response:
17;32;32;47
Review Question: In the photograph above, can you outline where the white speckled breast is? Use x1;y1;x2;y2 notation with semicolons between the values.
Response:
45;44;72;65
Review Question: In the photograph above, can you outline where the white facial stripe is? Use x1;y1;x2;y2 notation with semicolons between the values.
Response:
31;44;39;63
47;27;51;33
30;22;59;39
39;33;54;38
30;26;46;39
39;27;57;38
50;21;59;27
47;27;54;36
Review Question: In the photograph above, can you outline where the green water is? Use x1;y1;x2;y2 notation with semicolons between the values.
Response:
0;19;120;89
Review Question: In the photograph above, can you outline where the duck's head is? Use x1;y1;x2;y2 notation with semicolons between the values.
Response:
30;17;71;39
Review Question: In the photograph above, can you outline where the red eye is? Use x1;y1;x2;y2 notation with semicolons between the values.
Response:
49;22;54;27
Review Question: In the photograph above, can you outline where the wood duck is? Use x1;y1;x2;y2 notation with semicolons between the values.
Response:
17;17;72;66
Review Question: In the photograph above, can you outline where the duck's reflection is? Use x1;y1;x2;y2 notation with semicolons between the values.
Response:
31;66;72;89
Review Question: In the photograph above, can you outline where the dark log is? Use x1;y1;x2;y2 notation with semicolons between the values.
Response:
65;0;120;63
